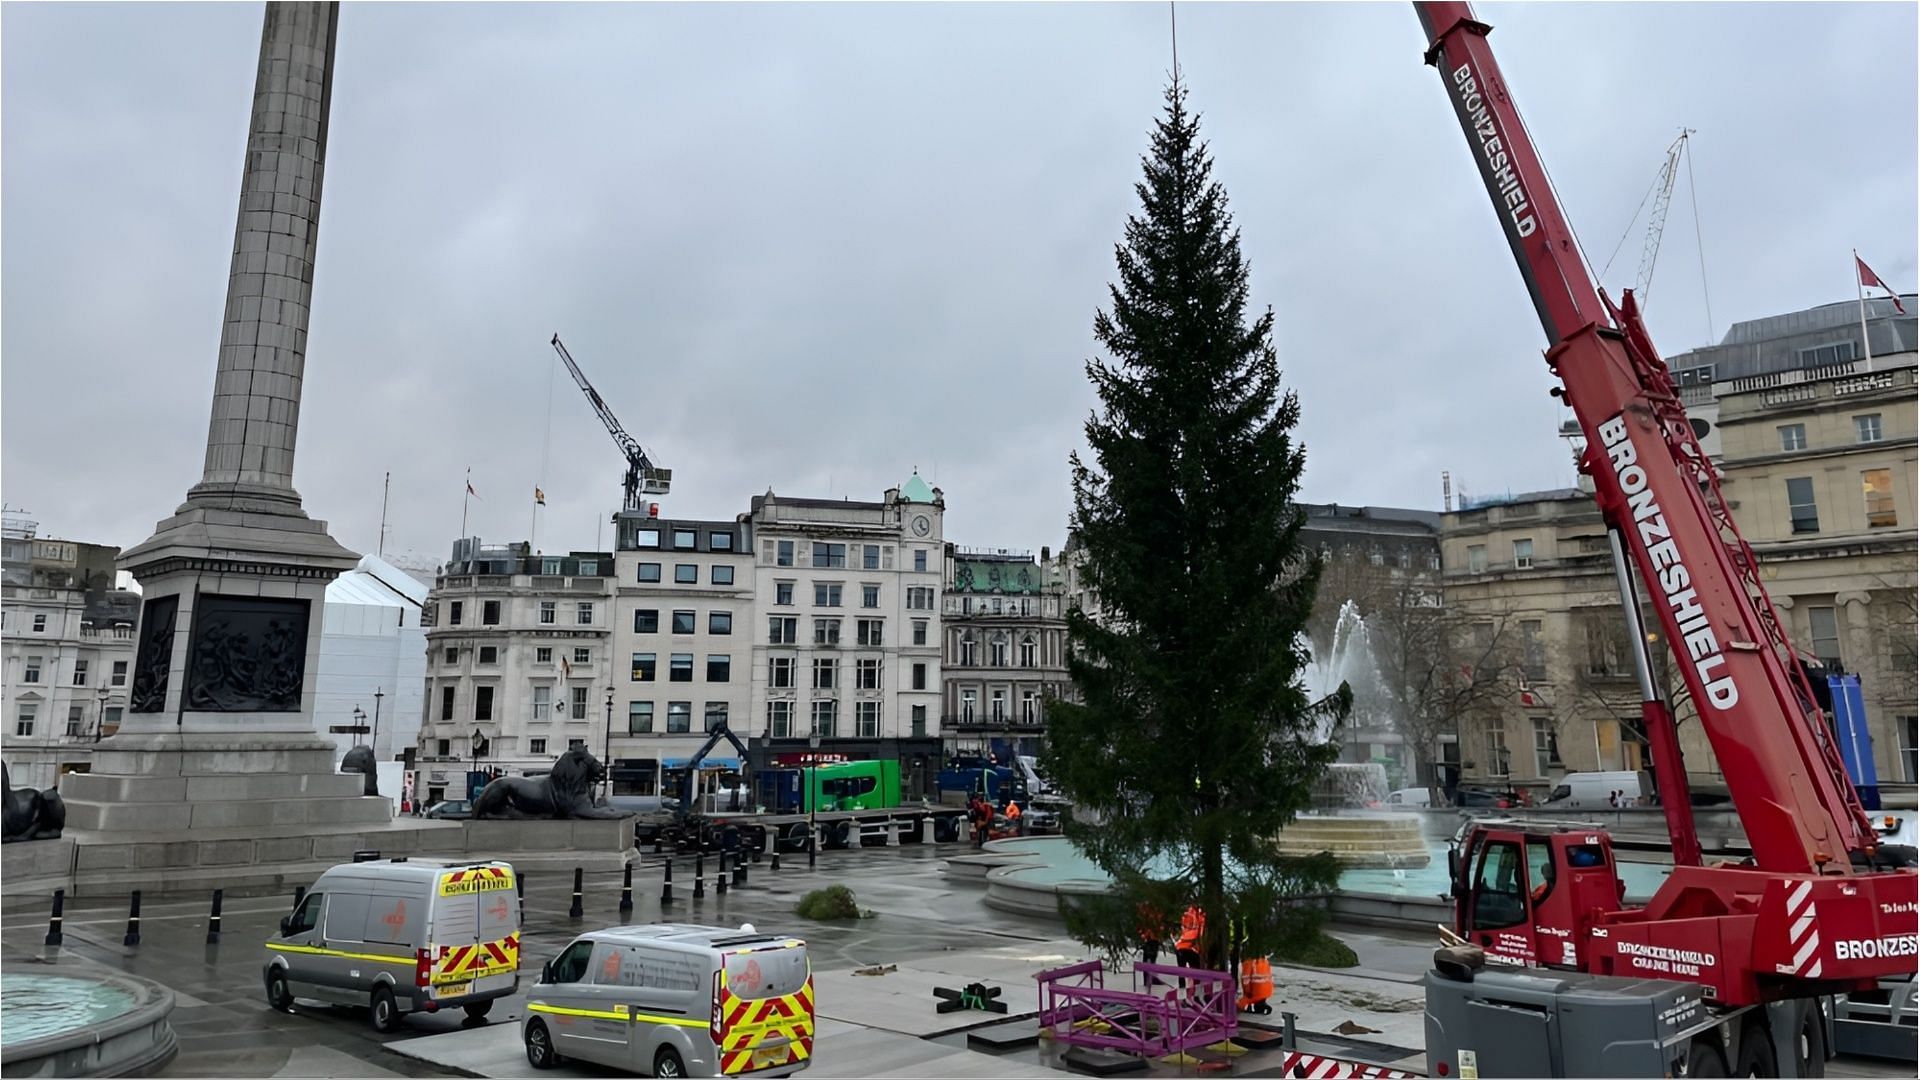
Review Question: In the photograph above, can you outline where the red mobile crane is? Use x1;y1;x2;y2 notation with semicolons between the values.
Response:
1409;2;1917;1074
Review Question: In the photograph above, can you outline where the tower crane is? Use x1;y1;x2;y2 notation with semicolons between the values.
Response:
1632;129;1693;307
549;334;671;514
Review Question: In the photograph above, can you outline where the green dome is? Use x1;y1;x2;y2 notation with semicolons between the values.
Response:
900;473;937;504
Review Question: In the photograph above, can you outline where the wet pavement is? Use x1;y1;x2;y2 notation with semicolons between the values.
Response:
3;844;1911;1077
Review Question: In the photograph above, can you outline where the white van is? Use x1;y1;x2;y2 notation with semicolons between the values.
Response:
524;923;813;1078
262;856;520;1031
1386;787;1433;807
1541;771;1654;810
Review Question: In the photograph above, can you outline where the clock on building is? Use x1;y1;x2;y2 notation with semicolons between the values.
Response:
912;515;931;537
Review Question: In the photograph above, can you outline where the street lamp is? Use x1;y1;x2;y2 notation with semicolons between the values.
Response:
471;727;487;801
372;687;384;761
93;687;109;743
603;686;615;798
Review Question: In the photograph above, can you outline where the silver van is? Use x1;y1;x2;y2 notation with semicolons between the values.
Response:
262;856;521;1031
524;923;813;1078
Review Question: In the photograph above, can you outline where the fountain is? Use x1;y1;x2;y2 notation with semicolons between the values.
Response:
0;967;177;1076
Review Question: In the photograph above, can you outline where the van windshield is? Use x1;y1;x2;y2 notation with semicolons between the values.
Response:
723;945;809;1001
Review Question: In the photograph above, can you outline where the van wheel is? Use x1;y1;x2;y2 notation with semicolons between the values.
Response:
370;987;401;1033
464;1000;493;1021
653;1046;687;1078
265;970;293;1012
1687;1038;1728;1078
525;1019;561;1069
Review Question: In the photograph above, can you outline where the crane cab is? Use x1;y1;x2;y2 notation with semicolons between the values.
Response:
1448;819;1630;970
640;466;672;496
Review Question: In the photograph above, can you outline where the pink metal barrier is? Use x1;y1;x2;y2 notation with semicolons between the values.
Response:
1035;959;1238;1059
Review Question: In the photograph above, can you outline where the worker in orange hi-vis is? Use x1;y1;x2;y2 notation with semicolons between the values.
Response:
1173;904;1207;1002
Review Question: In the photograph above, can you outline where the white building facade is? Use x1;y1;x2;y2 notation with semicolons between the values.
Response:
313;555;429;765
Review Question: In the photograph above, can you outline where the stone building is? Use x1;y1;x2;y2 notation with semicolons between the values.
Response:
414;539;615;803
744;477;946;798
941;545;1070;761
1;516;138;788
606;514;755;796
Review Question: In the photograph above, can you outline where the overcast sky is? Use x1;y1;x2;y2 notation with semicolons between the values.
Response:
5;2;1914;568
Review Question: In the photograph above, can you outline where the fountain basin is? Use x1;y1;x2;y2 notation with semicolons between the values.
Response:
0;969;176;1078
1274;813;1431;869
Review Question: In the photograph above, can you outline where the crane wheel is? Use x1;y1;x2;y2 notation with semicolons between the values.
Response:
1733;1014;1777;1077
1792;1003;1826;1078
1686;1038;1729;1078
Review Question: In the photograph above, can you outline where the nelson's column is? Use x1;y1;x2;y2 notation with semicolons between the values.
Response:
59;2;396;861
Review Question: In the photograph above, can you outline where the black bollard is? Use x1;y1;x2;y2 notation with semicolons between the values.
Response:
123;890;143;947
808;831;817;870
771;849;782;871
661;859;675;907
664;858;674;883
517;873;526;920
653;835;663;854
733;856;747;889
206;889;225;944
696;852;705;880
569;867;584;919
694;856;706;899
716;867;729;896
619;864;634;914
45;888;65;947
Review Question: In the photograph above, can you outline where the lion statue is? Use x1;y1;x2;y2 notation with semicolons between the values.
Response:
340;745;380;797
471;746;628;820
3;762;66;843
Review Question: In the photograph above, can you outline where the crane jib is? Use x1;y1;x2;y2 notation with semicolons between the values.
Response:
1598;414;1739;711
1449;64;1537;239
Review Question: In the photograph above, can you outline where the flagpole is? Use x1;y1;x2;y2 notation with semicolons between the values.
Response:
461;467;472;539
1855;249;1875;374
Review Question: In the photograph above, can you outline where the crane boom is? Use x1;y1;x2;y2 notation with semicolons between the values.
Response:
550;334;671;513
1633;130;1691;305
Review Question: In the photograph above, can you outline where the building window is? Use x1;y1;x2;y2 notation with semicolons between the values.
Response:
1583;616;1623;677
483;600;501;625
569;687;587;719
812;543;847;569
776;540;794;567
632;653;656;682
704;702;729;732
31;614;46;633
1520;620;1546;680
638;563;662;583
913;549;928;572
475;686;494;721
814;583;842;607
449;601;463;625
72;659;89;687
1778;423;1807;452
66;706;85;738
14;704;34;738
1512;538;1534;570
908;586;934;610
629;701;653;734
1427;554;1442;571
814;618;841;646
1807;606;1842;664
531;685;552;721
446;647;461;664
578;559;599;576
912;663;927;690
635;609;659;633
990;634;1009;667
23;657;41;684
710;532;734;552
441;686;455;720
543;558;563;575
575;647;591;665
810;699;836;738
1467;545;1487;574
534;646;553;665
1485;726;1508;776
674;564;698;584
1797;340;1856;367
862;544;880;570
479;646;498;665
667;701;692;733
857;619;884;647
959;632;976;666
539;600;556;624
856;701;880;739
709;611;732;634
111;660;128;687
712;565;734;586
437;738;451;757
911;704;927;738
636;529;660;549
961;690;977;723
770;656;795;688
1900;716;1918;783
1532;717;1560;777
857;658;882;689
673;529;697;550
576;602;594;625
991;689;1007;722
775;582;794;606
813;658;837;690
1855;414;1884;443
707;655;730;682
529;737;548;756
1020;635;1037;667
769;617;797;645
1022;691;1038;724
769;700;795;739
1863;468;1897;527
671;610;696;635
670;654;694;682
1786;477;1820;533
101;706;122;736
862;584;880;609
913;620;928;646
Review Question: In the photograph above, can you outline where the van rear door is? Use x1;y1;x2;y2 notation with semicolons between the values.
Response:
428;863;520;998
717;940;813;1074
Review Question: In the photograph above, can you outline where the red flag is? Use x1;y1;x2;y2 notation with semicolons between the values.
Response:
467;481;480;499
1856;256;1907;314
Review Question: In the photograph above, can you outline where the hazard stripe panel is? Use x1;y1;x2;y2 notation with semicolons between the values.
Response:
1279;1051;1421;1079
